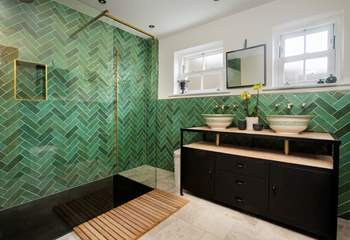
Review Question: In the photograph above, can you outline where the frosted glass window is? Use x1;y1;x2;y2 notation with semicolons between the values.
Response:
306;31;329;53
184;57;203;73
205;53;223;70
284;36;304;57
176;43;224;94
284;61;304;83
276;22;337;87
305;57;328;80
203;73;222;90
187;76;202;91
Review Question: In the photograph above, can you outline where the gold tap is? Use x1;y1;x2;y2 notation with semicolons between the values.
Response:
215;104;228;110
232;104;239;111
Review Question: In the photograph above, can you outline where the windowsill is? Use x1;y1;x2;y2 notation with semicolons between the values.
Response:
160;82;350;100
169;91;231;98
263;83;350;92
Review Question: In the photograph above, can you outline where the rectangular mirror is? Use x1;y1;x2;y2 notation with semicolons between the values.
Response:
226;44;266;88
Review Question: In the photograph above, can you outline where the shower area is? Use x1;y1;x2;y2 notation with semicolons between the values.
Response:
0;0;164;239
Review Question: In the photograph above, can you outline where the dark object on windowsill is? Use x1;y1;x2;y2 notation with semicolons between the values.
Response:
237;119;247;130
178;80;189;94
317;79;325;84
253;123;263;131
326;74;337;84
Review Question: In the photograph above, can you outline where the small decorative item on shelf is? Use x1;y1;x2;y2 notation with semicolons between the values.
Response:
326;74;337;84
237;119;247;130
317;79;325;84
240;83;263;130
178;79;189;94
253;123;263;131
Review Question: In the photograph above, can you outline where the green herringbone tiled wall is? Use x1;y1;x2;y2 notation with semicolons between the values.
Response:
156;92;350;217
1;0;349;219
114;29;157;172
0;0;156;210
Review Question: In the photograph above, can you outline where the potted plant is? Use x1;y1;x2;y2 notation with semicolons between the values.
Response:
240;83;263;130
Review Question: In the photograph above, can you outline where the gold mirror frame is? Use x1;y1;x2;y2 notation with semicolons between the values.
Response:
13;59;48;101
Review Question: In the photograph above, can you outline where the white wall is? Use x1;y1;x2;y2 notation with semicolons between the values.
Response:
54;0;147;38
158;0;350;99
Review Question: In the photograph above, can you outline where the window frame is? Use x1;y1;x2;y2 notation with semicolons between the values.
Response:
174;42;224;95
272;15;343;89
277;24;335;87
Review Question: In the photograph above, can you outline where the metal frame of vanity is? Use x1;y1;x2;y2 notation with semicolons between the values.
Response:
180;127;340;240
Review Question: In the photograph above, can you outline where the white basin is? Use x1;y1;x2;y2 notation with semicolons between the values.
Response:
267;115;313;134
202;114;234;129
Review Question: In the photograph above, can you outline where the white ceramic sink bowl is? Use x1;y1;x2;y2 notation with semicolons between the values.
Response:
202;114;234;130
267;115;313;134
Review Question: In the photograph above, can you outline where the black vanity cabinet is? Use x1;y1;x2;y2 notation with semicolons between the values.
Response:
180;127;340;240
269;162;333;238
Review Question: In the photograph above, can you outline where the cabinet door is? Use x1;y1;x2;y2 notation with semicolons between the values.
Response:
182;148;215;199
269;162;333;238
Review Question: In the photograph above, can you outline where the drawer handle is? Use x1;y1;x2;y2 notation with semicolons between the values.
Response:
235;197;244;204
272;185;278;195
235;180;244;185
236;163;245;169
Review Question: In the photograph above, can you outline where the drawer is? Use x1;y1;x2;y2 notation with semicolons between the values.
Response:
232;190;267;215
215;172;267;214
216;153;267;179
230;174;266;195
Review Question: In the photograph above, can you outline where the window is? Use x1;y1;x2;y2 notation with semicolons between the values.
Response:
174;42;224;95
274;22;339;87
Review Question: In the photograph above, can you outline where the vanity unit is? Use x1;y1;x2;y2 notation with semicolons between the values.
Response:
180;127;340;240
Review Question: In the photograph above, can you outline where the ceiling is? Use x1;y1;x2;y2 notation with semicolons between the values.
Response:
73;0;275;38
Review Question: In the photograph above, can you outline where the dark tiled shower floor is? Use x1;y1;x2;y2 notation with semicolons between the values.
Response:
0;175;152;240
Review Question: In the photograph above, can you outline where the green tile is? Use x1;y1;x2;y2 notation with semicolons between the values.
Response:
0;0;156;210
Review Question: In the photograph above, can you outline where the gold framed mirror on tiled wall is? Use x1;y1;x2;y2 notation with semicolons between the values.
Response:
13;59;48;101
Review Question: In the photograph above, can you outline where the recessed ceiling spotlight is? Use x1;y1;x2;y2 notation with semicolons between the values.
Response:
98;0;106;4
213;0;220;1
148;25;155;29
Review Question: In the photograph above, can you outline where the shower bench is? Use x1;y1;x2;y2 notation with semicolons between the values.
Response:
180;126;340;240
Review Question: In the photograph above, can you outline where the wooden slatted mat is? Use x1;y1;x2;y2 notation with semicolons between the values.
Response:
73;189;188;240
54;188;114;228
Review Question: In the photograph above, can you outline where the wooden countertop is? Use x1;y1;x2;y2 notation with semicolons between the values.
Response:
183;127;335;141
184;141;333;170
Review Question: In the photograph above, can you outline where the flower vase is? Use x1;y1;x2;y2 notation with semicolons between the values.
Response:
246;117;259;131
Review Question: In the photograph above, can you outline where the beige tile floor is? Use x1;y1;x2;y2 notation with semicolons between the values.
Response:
58;165;350;240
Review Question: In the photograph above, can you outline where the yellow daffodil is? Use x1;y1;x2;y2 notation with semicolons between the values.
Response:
252;83;263;91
